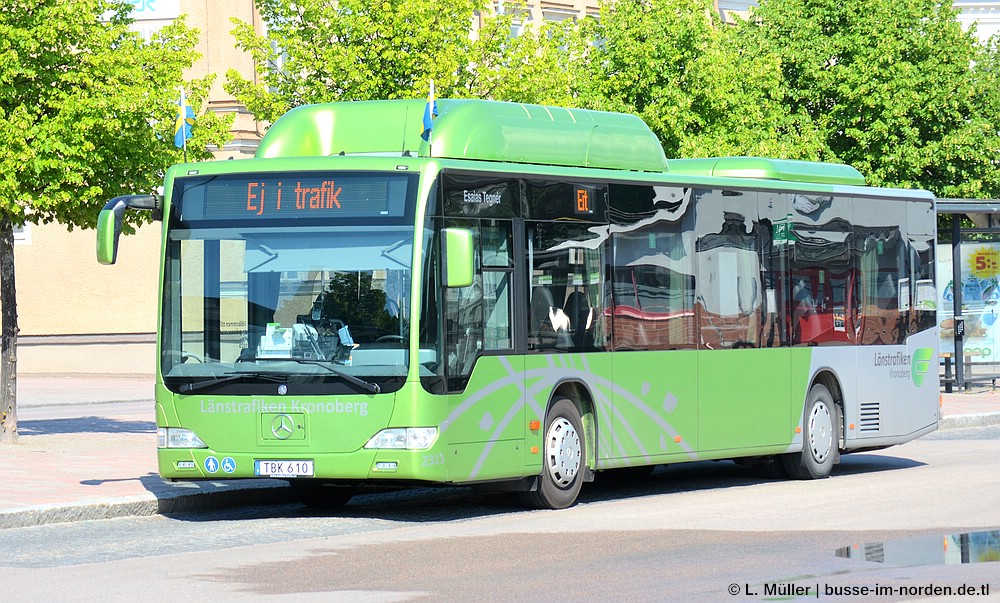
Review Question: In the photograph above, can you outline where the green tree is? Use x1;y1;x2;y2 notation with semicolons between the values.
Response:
0;0;232;443
572;0;827;159
225;0;574;119
732;0;1000;197
675;18;829;159
459;8;579;106
572;0;719;156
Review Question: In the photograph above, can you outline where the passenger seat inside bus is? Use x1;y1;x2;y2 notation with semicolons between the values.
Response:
530;286;555;348
564;291;595;350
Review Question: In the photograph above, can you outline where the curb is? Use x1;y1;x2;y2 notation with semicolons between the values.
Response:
939;412;1000;430
0;481;293;530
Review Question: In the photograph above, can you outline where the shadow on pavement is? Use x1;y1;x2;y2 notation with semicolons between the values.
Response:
80;472;162;487
163;453;925;525
18;417;156;435
835;452;925;474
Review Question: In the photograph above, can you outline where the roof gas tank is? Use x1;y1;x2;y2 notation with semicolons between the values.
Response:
256;99;668;172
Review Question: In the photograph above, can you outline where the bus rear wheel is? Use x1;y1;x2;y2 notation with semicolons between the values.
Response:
520;398;585;510
781;383;838;480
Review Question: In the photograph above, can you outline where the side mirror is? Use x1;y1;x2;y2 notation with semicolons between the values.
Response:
96;195;159;265
442;228;474;288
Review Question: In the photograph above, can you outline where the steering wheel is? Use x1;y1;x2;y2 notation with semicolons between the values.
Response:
375;335;406;343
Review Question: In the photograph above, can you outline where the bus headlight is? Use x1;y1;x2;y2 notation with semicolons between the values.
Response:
365;427;438;450
158;427;208;449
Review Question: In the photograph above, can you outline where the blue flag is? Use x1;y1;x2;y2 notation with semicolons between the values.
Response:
174;87;195;148
421;80;437;142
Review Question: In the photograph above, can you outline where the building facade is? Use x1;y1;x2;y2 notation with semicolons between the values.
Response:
955;1;1000;40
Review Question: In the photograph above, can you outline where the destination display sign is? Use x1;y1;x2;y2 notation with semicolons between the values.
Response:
175;172;416;221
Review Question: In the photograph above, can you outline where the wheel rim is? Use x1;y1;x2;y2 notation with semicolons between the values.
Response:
808;401;834;463
545;416;581;487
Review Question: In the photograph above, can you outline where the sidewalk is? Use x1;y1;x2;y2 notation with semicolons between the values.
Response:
1;375;292;529
1;374;999;530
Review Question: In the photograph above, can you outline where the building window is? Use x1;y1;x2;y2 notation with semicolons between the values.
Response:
13;224;30;246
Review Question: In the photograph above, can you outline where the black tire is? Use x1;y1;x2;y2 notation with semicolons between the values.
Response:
287;480;354;509
520;398;586;509
781;383;839;480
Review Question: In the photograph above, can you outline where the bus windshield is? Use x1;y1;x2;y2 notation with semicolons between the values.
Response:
162;227;413;392
160;223;417;394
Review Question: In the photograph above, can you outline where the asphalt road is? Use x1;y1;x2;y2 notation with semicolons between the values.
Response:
3;426;998;602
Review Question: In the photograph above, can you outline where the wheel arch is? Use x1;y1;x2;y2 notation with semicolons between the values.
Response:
809;368;845;453
550;378;597;473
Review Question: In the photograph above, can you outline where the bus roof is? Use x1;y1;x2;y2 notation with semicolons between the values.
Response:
666;157;867;186
255;99;669;172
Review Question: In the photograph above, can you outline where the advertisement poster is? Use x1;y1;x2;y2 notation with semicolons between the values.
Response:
937;243;1000;362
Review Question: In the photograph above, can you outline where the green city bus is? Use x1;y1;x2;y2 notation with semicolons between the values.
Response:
98;99;939;509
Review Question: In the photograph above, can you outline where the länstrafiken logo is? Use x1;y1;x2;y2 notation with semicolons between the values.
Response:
911;347;933;387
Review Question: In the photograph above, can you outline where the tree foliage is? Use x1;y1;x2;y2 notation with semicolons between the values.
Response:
731;0;1000;198
225;0;575;122
572;0;829;159
0;0;231;232
573;0;721;155
0;0;232;443
459;9;578;106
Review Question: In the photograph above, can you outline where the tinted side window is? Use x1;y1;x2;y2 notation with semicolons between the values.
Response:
789;193;856;346
855;197;907;345
694;189;762;350
527;222;607;352
758;191;790;347
608;184;696;351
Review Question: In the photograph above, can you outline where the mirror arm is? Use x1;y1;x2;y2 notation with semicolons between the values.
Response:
103;194;161;221
96;194;161;265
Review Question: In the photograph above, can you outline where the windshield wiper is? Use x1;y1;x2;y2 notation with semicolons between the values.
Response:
283;358;381;394
178;372;287;394
231;346;383;394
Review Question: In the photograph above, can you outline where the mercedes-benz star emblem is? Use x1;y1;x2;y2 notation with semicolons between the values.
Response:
271;414;295;440
277;384;288;395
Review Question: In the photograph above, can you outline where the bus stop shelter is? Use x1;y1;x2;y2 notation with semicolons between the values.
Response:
936;199;1000;391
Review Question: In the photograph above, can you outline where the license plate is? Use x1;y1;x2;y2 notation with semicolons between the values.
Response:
254;459;314;477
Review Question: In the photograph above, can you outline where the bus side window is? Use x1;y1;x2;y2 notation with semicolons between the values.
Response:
693;193;761;350
527;222;605;352
481;222;514;351
792;275;820;344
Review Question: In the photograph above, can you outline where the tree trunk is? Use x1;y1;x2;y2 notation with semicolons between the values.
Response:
0;215;18;444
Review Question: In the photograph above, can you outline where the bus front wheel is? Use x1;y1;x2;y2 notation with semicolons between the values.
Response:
521;398;585;510
781;383;838;480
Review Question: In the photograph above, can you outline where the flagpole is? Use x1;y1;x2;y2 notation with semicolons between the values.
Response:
428;80;434;149
180;87;188;163
421;79;437;155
